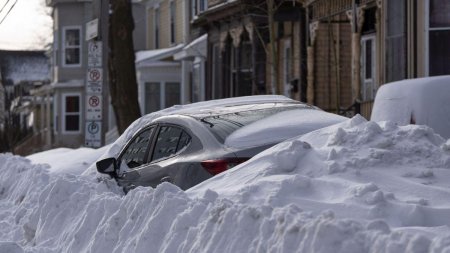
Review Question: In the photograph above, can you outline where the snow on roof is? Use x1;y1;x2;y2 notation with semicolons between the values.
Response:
51;79;84;88
135;44;184;63
371;75;450;139
2;115;450;252
174;34;207;60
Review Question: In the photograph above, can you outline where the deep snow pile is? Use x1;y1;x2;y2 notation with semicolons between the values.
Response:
1;116;450;253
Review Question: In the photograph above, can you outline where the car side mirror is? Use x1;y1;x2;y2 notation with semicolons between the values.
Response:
96;157;118;177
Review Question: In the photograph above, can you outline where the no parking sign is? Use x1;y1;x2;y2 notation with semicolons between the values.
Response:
86;95;102;119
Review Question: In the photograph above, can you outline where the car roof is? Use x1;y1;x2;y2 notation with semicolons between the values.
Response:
177;101;316;119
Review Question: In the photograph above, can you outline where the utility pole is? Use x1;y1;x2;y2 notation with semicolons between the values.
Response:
100;0;110;144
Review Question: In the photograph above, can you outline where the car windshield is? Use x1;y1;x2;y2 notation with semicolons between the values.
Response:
197;103;316;143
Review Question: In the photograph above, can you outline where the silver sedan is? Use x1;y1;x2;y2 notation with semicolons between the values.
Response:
96;98;346;191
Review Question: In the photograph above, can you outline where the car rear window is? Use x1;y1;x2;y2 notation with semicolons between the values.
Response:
198;104;315;143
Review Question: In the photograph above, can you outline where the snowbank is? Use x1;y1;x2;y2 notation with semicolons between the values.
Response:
1;116;450;252
27;146;108;175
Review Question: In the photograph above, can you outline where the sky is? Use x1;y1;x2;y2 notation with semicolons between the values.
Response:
0;0;52;50
1;94;450;251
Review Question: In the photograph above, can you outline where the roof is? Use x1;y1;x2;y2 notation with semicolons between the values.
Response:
174;34;207;61
135;44;184;63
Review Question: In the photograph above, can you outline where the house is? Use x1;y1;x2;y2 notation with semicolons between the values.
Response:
46;0;150;148
304;0;450;119
46;0;105;148
189;0;306;102
135;0;194;115
46;0;197;147
0;50;51;153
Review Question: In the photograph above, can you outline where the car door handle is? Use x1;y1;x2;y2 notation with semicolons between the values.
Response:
160;176;172;183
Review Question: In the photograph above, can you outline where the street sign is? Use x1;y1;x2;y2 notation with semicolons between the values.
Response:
86;67;103;93
86;94;102;120
86;83;102;93
86;19;99;41
85;120;102;147
85;40;104;148
88;41;102;67
87;68;103;83
88;41;102;57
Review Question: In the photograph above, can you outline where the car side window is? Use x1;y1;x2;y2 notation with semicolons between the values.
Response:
151;125;191;162
120;127;155;168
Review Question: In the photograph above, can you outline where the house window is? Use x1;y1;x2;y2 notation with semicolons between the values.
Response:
191;0;207;19
165;82;180;108
231;45;238;96
385;0;406;82
62;27;81;67
145;82;161;114
429;0;450;75
361;36;376;101
238;40;253;96
145;82;180;114
199;0;206;12
283;39;292;97
170;1;176;44
154;7;160;49
63;94;81;133
192;62;201;102
212;44;221;99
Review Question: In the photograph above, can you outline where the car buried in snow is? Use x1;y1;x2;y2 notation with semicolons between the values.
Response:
371;75;450;140
96;96;347;191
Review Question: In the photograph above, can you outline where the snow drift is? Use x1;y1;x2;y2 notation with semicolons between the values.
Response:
1;116;450;252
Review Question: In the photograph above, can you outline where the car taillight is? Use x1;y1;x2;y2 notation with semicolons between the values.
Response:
201;158;249;175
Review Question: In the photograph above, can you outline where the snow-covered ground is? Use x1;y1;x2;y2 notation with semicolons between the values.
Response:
1;115;450;252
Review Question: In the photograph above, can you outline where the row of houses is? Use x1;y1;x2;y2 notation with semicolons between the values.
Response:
0;50;51;153
8;0;450;154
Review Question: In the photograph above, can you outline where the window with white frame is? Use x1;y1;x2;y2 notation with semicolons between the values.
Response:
154;7;160;49
191;0;207;19
62;27;81;67
63;94;81;133
361;36;376;101
428;0;450;75
199;0;206;12
170;1;176;44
